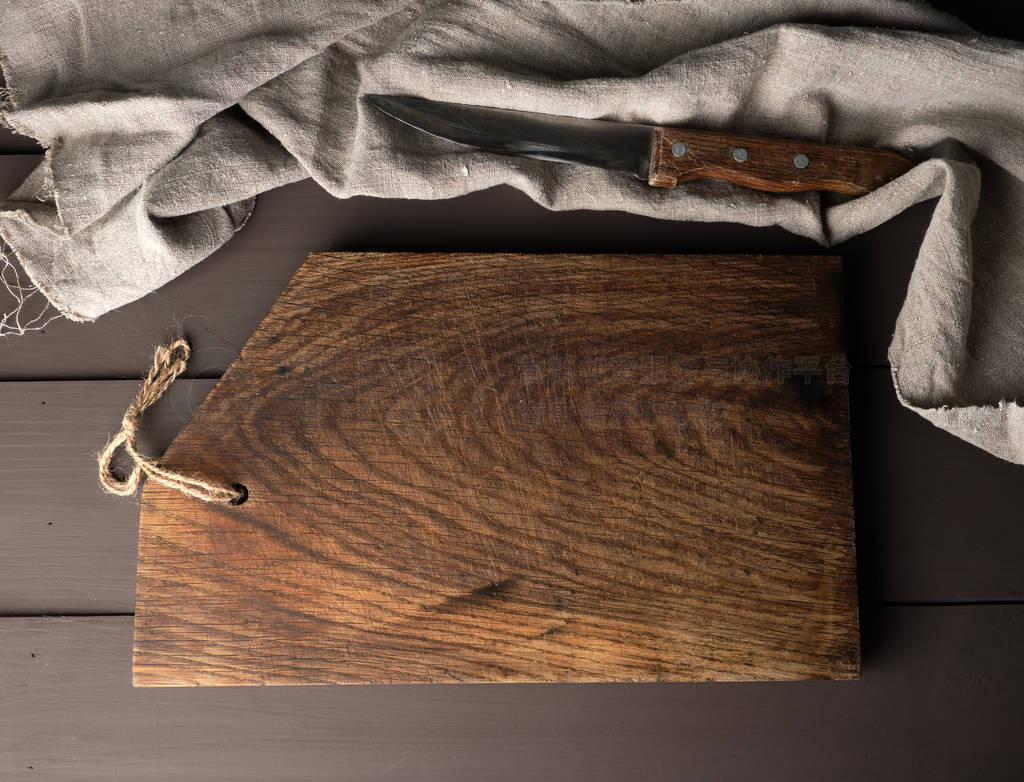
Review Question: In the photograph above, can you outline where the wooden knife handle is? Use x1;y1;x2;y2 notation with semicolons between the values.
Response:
648;127;911;195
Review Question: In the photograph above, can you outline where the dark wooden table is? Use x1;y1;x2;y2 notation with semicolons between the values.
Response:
2;5;1022;777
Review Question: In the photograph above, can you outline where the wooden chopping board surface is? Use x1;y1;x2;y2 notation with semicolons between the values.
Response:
134;252;857;686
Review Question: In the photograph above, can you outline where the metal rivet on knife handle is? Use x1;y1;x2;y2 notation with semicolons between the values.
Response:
647;126;911;193
365;95;913;195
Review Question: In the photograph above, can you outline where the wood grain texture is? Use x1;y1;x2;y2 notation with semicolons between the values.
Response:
3;368;1023;615
2;366;1024;618
0;379;216;615
649;128;911;194
134;252;857;686
6;609;1024;781
2;4;1022;779
0;155;933;376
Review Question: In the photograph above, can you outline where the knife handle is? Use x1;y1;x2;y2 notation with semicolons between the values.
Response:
648;127;911;195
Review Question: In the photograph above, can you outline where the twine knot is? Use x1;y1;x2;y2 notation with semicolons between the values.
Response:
98;338;246;505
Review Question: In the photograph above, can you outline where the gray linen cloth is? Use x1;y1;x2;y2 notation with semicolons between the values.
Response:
2;0;1023;463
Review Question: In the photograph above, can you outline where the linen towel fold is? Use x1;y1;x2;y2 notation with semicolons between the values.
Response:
2;0;1022;463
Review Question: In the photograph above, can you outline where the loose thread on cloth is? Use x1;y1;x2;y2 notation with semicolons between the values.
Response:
0;248;61;336
97;338;246;504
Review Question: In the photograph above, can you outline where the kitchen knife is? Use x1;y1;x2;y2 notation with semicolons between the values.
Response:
366;94;911;196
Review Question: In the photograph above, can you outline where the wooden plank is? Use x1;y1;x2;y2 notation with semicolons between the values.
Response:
0;154;39;191
3;365;1022;616
0;379;216;615
133;252;857;685
850;369;1024;603
0;126;43;154
0;155;930;377
3;608;1023;780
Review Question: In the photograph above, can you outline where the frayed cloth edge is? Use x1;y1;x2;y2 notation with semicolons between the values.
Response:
890;362;1024;465
0;221;88;322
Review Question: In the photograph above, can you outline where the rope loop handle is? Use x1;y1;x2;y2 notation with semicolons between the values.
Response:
97;338;246;505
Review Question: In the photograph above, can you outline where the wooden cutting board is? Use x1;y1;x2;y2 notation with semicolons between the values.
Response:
134;252;858;686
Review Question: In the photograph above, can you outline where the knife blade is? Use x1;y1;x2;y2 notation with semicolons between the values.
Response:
366;94;911;196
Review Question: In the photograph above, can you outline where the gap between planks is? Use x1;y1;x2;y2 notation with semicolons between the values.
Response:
8;596;1024;621
5;367;1024;616
3;608;1023;781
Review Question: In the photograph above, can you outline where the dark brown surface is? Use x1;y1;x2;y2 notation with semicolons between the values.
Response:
4;609;1024;781
3;0;1024;765
649;127;910;194
135;252;857;685
4;367;1022;617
